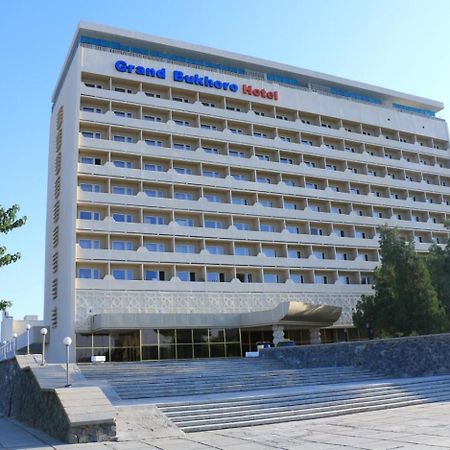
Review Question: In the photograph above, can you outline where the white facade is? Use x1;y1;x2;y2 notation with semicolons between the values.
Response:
44;22;450;362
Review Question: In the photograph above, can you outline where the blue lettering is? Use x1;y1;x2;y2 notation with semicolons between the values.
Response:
135;66;145;75
173;70;184;82
145;67;155;77
184;75;195;84
156;68;166;79
115;60;127;72
126;64;135;73
213;80;222;89
194;74;204;86
229;84;239;92
222;82;229;90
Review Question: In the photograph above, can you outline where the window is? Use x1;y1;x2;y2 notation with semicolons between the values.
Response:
144;189;165;198
260;200;273;207
232;197;248;205
229;150;246;158
336;253;348;261
256;154;270;161
145;270;165;281
254;110;265;116
173;143;192;151
144;92;161;98
306;182;318;190
174;119;190;127
79;211;100;220
229;128;243;134
288;250;301;258
232;174;248;180
175;192;194;200
113;160;133;169
304;161;316;168
172;96;189;103
201;124;218;130
283;180;295;186
226;106;241;112
291;274;304;283
145;139;163;147
82;106;102;113
280;136;291;142
206;245;225;255
313;251;326;260
287;226;299;234
144;215;165;225
325;144;335;150
339;276;350;285
236;273;253;283
235;247;251;256
203;170;220;178
302;140;313;146
205;195;222;203
143;115;162;122
114;111;133;118
112;213;133;223
176;244;196;253
144;164;163;172
113;135;133;143
262;248;277;257
205;220;224;229
207;272;225;282
114;87;132;94
310;228;323;236
112;186;134;195
80;156;102;165
82;131;101;139
284;202;297;210
276;115;289;121
175;167;193;175
361;276;372;285
257;177;271;184
176;218;194;227
253;132;267;138
80;183;101;193
260;223;275;232
280;157;293;164
264;273;280;283
84;82;103;89
309;205;321;212
78;239;100;249
78;268;100;279
331;207;343;214
235;222;251;231
315;275;328;284
111;241;134;251
112;269;135;280
145;243;165;252
203;146;219;154
201;102;216;108
326;164;337;171
178;271;196;281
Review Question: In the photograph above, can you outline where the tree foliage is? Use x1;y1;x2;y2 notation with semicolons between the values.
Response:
0;204;27;269
426;243;450;318
353;227;447;338
0;300;12;312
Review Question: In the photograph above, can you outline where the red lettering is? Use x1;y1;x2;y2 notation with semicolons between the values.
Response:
274;91;279;101
266;92;273;99
260;89;267;98
253;89;260;96
242;85;279;101
243;84;253;95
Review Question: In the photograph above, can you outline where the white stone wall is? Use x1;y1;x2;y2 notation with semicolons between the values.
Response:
75;289;361;330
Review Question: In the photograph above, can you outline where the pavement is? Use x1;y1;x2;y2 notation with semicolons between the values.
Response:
3;401;450;449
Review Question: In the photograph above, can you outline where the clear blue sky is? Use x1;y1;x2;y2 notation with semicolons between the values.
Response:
1;0;449;320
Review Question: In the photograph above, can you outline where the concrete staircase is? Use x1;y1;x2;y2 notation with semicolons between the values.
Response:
80;359;450;433
80;358;384;400
157;376;450;432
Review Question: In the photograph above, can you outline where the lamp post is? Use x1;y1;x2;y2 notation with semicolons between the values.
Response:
40;328;48;366
26;324;31;355
63;337;72;387
12;333;17;355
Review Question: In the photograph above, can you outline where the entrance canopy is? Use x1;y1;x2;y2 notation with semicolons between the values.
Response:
91;301;342;331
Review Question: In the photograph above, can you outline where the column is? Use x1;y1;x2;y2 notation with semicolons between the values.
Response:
309;327;321;345
272;325;285;346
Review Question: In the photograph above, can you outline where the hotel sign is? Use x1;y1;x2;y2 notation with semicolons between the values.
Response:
114;60;279;100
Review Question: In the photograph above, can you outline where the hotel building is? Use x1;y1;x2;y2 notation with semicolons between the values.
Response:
44;22;450;363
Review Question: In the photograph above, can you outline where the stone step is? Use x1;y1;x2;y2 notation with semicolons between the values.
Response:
162;383;450;422
158;377;450;412
170;387;450;432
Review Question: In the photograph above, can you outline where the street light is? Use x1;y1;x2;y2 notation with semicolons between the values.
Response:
26;324;31;355
12;333;17;355
40;328;48;366
63;337;72;387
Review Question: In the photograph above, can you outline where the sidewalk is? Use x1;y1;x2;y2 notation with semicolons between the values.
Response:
3;401;450;449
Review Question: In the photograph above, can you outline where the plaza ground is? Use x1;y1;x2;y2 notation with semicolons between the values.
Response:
3;400;450;450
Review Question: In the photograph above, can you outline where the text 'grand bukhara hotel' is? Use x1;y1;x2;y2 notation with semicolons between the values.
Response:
44;22;450;362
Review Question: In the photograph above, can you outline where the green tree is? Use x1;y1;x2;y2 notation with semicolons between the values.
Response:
353;227;447;337
0;204;27;268
0;300;12;312
426;243;450;319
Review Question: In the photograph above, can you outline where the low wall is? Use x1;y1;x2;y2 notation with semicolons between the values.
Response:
0;356;116;443
261;333;450;377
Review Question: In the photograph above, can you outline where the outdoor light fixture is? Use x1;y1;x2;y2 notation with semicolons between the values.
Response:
63;337;72;387
40;328;48;366
26;324;31;355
